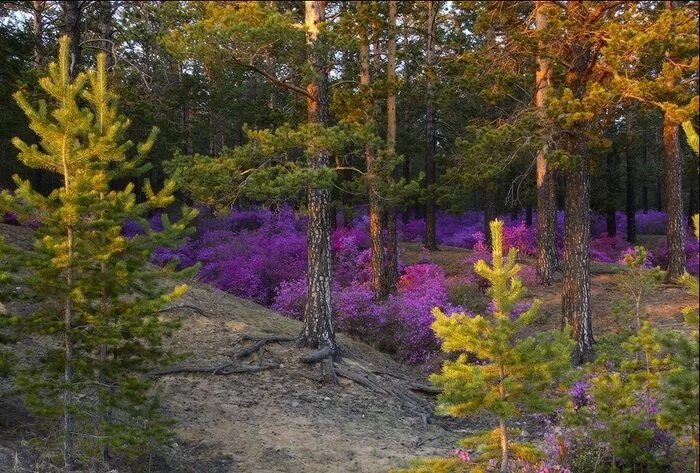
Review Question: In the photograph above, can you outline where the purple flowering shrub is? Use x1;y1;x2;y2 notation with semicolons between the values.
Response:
589;235;634;263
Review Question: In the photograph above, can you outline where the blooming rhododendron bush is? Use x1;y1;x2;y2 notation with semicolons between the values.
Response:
147;206;698;365
152;206;461;362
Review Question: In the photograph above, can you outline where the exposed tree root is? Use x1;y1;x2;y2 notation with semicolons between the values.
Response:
334;365;387;395
300;346;333;363
232;333;296;360
157;304;206;317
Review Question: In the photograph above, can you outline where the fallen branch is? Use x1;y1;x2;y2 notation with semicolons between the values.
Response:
149;363;276;377
408;384;442;395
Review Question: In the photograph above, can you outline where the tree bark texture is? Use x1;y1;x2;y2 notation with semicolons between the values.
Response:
359;2;387;298
301;0;337;353
663;112;686;280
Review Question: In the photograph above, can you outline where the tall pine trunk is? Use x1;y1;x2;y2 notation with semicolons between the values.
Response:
663;113;686;280
535;1;557;284
561;1;594;365
385;0;399;291
359;2;387;298
562;152;594;364
423;0;438;250
300;0;337;353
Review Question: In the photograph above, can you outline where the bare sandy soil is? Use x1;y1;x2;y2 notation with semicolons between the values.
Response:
1;225;695;473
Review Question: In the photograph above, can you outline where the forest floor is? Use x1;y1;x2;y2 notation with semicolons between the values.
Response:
0;224;695;473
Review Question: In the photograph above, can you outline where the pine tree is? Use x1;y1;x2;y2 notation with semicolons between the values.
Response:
427;219;572;472
2;36;196;469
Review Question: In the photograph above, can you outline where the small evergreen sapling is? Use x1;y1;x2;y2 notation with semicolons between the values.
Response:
613;246;665;331
657;214;700;469
2;37;196;469
427;219;573;472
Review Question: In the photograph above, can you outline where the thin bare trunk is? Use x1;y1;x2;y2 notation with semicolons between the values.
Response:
607;148;618;237
61;1;82;78
626;109;636;242
424;0;438;251
61;135;75;471
498;364;508;472
98;1;113;70
385;0;399;291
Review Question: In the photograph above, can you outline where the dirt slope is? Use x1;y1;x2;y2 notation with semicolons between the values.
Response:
153;283;466;473
0;223;465;473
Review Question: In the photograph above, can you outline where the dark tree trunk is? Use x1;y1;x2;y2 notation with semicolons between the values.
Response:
61;1;82;78
385;209;399;290
626;112;636;242
689;185;697;228
642;124;649;213
525;205;533;227
423;0;438;251
98;0;113;70
656;177;663;211
32;1;44;69
510;206;519;222
562;154;594;365
300;0;337;353
385;0;399;291
484;189;496;248
663;113;686;280
607;149;618;238
535;1;557;284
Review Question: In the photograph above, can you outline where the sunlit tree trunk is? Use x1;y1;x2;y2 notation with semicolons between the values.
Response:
359;1;387;298
423;0;438;250
663;113;686;280
535;0;557;284
661;0;686;281
300;0;337;354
